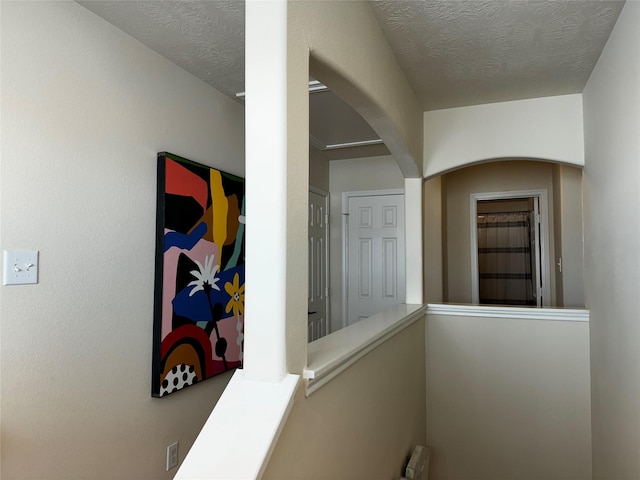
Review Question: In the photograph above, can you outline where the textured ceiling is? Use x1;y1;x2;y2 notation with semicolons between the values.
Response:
370;0;624;110
78;0;624;148
78;0;245;99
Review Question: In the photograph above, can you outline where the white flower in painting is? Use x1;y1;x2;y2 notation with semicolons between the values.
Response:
188;255;221;296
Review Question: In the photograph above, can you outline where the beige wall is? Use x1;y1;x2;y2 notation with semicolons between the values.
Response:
426;313;592;480
264;318;426;479
291;2;423;178
328;155;405;332
276;0;423;373
0;3;244;478
255;4;425;477
309;147;330;192
583;3;640;478
424;177;444;303
552;166;564;305
554;165;585;308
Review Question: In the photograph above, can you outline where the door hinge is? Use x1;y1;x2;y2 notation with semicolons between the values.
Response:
324;214;329;224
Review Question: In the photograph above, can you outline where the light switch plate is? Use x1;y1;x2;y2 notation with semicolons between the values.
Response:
3;250;39;285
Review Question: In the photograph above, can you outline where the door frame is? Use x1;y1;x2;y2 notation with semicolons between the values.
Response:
309;186;330;339
469;189;551;305
341;188;405;328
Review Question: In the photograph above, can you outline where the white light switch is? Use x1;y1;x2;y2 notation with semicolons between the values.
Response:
3;250;39;285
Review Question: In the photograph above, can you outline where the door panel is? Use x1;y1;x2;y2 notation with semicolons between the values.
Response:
358;238;373;298
347;194;405;326
308;190;329;342
382;237;398;299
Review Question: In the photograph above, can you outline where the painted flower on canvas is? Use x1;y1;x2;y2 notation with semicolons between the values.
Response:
225;272;245;318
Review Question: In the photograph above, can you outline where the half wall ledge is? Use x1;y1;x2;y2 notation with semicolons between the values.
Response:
426;303;589;322
304;303;427;395
174;371;300;480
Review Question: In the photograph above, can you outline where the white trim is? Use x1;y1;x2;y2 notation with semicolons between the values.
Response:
236;79;328;98
309;186;331;336
174;371;300;480
341;189;405;328
324;139;384;150
304;304;426;395
470;189;551;306
341;189;405;207
309;135;384;151
426;303;589;322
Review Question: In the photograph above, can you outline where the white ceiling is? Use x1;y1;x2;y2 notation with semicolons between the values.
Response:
78;0;624;154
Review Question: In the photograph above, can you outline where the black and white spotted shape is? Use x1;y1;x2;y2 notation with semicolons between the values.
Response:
160;364;197;397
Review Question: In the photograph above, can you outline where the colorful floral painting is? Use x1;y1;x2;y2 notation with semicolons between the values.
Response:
152;152;245;397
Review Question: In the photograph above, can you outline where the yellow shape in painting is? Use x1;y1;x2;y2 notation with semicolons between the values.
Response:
210;170;228;247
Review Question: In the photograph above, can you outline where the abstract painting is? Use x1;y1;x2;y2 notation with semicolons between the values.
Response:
152;152;245;397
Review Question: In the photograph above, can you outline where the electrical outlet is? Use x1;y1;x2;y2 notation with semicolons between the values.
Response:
166;442;178;471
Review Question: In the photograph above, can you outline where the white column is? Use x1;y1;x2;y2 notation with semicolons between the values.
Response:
243;0;288;382
405;177;424;304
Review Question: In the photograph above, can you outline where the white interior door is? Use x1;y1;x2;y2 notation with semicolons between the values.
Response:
308;189;329;342
345;193;405;326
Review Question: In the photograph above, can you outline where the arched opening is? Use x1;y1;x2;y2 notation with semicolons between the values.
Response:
426;159;585;308
307;76;409;337
305;56;422;337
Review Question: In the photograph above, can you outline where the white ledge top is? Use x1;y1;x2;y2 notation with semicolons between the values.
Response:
426;303;589;322
174;370;299;480
304;303;427;395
